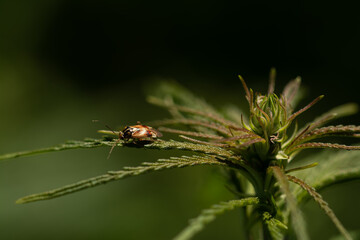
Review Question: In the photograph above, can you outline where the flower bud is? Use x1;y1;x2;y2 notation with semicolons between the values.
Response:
249;93;287;138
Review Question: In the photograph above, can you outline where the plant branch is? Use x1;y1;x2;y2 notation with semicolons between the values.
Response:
0;138;236;162
0;139;111;162
17;155;227;204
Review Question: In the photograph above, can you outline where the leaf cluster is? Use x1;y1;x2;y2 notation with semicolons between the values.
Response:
1;71;359;240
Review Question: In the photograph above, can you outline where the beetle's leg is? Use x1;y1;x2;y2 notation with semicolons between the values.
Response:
119;131;124;139
107;138;120;159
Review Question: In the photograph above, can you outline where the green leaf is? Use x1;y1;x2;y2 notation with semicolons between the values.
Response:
330;231;360;240
146;139;235;158
148;96;241;129
288;175;352;240
295;125;360;144
287;142;360;154
0;138;235;162
325;103;359;119
149;119;232;136
16;155;226;204
147;81;221;116
173;197;259;240
0;139;110;162
147;81;242;135
284;104;359;150
271;166;310;240
158;127;224;139
263;212;288;240
268;67;276;95
291;149;360;202
281;76;303;111
287;95;324;123
297;103;359;134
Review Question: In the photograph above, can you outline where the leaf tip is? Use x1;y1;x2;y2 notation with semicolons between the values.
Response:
15;198;26;204
238;75;250;99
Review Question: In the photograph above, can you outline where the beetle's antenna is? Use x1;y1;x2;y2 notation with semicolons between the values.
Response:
105;125;117;135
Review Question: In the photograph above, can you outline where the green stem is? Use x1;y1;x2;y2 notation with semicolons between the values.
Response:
227;170;249;240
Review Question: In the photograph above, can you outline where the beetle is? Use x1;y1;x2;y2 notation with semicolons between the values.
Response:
106;124;162;159
121;125;163;141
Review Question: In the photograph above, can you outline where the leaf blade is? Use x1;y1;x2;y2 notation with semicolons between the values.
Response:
16;155;226;204
271;166;310;240
0;139;110;162
0;138;235;162
291;150;360;202
173;197;259;240
288;175;352;240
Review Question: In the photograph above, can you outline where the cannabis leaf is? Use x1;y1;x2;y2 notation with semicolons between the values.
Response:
174;197;259;240
288;175;352;240
0;139;109;162
291;150;360;202
2;71;359;240
271;166;310;240
17;155;226;204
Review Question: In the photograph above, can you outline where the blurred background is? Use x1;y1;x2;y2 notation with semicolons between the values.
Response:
0;0;359;239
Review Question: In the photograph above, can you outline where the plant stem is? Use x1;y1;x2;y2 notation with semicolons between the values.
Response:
228;170;249;239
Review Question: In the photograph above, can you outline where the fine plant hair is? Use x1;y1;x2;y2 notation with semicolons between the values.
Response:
1;69;360;240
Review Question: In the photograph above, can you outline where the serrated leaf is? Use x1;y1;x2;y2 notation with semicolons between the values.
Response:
0;139;111;162
288;175;352;240
297;103;359;134
284;104;359;150
291;149;360;203
287;95;324;123
148;96;241;129
173;197;259;240
296;125;360;144
149;119;232;136
148;81;221;116
147;81;243;135
158;127;224;139
287;142;360;154
0;138;235;162
147;139;235;157
16;155;226;204
271;166;309;240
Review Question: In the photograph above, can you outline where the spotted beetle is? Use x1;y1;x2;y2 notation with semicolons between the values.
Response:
106;124;162;159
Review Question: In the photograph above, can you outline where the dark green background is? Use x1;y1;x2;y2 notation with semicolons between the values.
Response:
1;1;359;239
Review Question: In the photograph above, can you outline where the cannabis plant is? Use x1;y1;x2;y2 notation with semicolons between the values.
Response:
1;70;360;240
